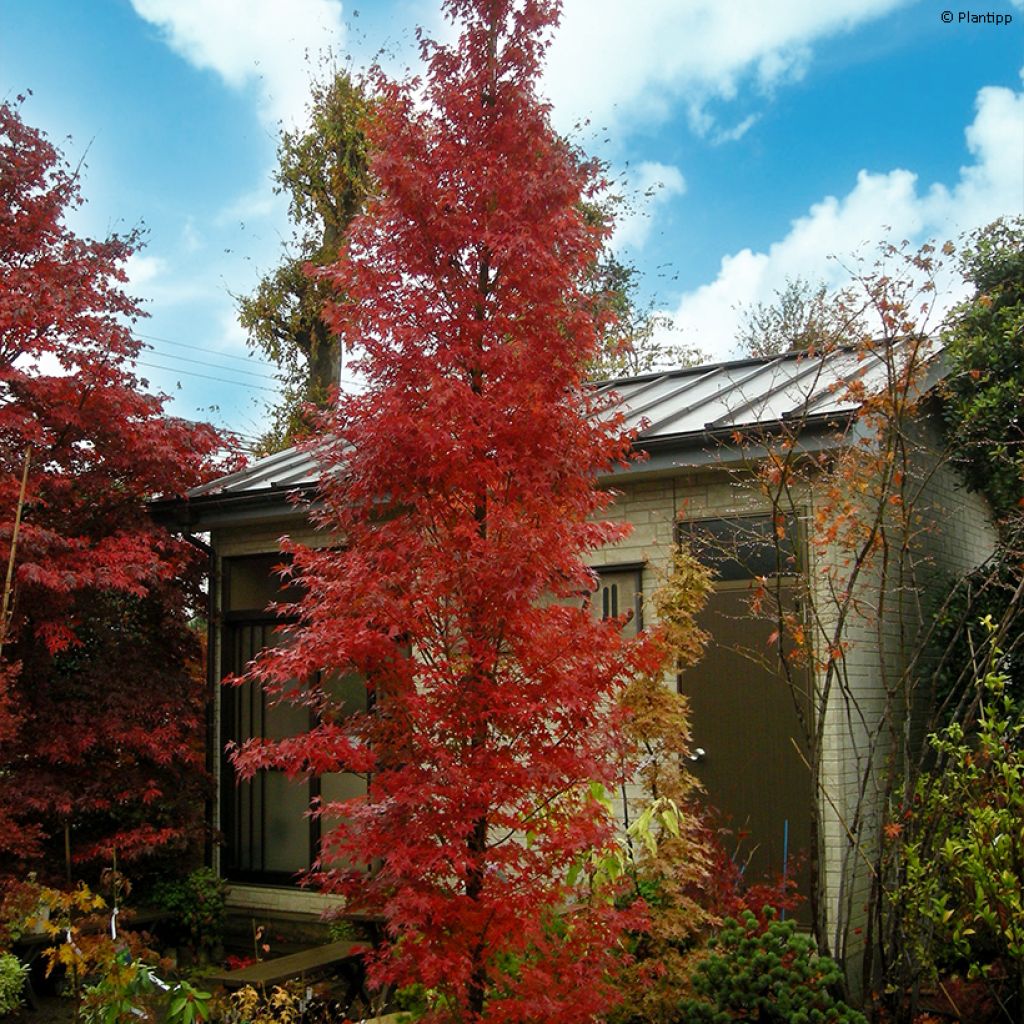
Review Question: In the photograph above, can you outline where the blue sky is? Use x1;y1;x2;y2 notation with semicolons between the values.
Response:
2;0;1022;444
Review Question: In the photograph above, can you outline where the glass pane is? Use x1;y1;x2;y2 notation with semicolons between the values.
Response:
264;697;309;742
225;554;303;612
323;672;369;716
262;772;313;873
227;625;308;741
319;773;366;870
320;772;366;804
234;778;258;871
678;515;799;581
224;618;313;877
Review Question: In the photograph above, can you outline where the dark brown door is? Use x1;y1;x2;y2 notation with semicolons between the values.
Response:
680;581;812;902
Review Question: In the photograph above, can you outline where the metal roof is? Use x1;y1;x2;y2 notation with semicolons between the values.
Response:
188;346;900;500
189;443;323;498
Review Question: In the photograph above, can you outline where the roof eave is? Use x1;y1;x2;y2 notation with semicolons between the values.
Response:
149;482;318;532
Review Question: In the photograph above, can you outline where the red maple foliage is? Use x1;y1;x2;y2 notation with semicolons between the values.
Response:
231;1;663;1020
0;98;225;877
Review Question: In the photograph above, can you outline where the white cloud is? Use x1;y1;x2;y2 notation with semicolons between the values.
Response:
711;114;760;146
611;162;686;252
214;303;254;357
130;0;348;128
543;0;911;137
181;217;203;253
215;183;286;228
125;251;221;308
667;73;1024;359
124;252;167;289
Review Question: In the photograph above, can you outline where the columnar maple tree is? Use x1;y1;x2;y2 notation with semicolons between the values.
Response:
0;99;223;876
233;1;662;1020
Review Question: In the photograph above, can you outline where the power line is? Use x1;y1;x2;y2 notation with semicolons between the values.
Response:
136;331;276;368
135;360;280;393
141;343;278;381
220;428;262;442
137;332;367;388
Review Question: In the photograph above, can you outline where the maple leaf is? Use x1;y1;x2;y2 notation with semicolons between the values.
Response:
883;822;903;841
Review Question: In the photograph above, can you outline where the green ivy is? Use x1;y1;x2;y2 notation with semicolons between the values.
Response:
943;216;1024;524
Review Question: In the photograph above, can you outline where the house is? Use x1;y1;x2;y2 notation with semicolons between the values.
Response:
156;346;995;965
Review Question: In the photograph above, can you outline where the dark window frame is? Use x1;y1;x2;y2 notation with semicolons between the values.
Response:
219;554;319;887
220;615;321;887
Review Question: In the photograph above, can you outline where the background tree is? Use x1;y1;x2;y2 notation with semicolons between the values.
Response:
587;252;707;378
238;72;371;453
929;218;1024;719
943;216;1024;524
0;99;223;878
232;2;667;1021
736;277;864;358
243;69;695;446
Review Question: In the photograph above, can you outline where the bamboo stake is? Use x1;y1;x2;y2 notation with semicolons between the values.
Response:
0;446;32;659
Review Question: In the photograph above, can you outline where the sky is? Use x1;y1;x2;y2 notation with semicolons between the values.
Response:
2;0;1022;445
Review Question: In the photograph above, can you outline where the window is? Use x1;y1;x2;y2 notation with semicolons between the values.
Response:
589;562;644;638
676;514;800;582
219;554;367;884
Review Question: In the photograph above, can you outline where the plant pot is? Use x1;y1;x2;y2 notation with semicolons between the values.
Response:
25;902;50;934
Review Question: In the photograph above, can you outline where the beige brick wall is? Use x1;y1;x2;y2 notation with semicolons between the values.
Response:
809;415;997;959
599;427;996;969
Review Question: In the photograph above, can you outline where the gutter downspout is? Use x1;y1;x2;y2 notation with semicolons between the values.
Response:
181;532;217;872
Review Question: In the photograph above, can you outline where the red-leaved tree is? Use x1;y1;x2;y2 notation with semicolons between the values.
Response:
0;98;225;878
232;1;664;1020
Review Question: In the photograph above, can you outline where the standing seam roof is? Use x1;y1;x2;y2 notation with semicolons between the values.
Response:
188;346;908;499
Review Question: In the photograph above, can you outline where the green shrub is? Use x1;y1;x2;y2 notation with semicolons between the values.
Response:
326;917;357;943
676;910;866;1023
0;952;28;1016
151;868;227;959
81;953;211;1024
897;619;1024;1003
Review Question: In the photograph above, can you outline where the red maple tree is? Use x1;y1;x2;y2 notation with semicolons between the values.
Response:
0;98;225;877
232;2;663;1020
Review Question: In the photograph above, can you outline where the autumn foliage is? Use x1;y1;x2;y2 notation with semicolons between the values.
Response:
231;1;663;1020
0;99;223;875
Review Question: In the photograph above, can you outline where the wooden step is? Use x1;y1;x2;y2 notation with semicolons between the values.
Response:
204;939;365;989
